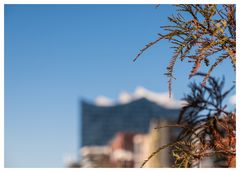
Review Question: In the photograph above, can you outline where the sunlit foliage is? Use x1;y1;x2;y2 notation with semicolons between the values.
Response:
134;5;235;97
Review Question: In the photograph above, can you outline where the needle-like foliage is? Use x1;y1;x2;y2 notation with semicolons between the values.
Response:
141;73;235;168
174;73;235;167
134;5;236;97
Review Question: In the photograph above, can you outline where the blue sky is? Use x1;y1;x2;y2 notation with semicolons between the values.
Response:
4;4;235;167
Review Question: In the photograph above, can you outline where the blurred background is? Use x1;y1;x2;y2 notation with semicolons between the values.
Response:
4;4;235;168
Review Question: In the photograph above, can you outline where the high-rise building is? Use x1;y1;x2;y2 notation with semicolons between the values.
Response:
81;97;180;147
79;87;183;167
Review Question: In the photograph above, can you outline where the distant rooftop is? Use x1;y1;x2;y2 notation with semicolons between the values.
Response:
94;86;185;109
81;95;181;147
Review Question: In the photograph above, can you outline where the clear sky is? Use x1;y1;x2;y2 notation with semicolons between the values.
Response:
4;4;235;167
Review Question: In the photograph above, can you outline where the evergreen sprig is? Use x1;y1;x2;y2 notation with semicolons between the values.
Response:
141;73;235;168
134;5;236;97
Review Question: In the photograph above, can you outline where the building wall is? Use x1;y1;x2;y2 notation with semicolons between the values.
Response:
81;98;179;147
133;120;178;168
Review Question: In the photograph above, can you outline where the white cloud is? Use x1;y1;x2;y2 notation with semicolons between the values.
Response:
95;96;114;106
118;91;134;104
95;86;185;109
229;95;236;105
133;86;185;108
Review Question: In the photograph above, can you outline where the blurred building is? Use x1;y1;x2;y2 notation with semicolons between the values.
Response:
81;97;180;147
80;146;112;167
110;132;135;167
78;87;184;167
80;132;135;168
63;87;217;168
79;120;179;168
133;120;177;168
